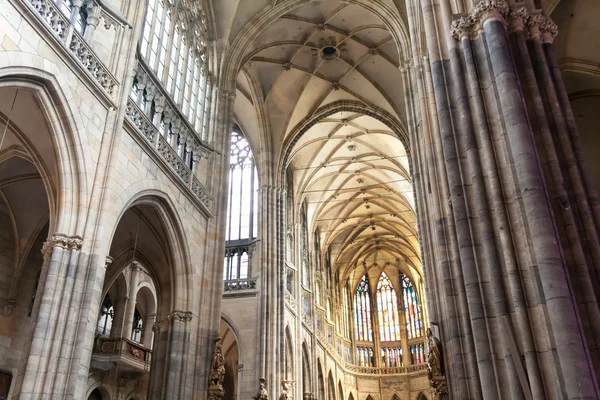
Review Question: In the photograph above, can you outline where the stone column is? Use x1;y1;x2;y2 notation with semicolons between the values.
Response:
415;0;600;397
143;313;156;348
122;262;142;340
19;235;83;399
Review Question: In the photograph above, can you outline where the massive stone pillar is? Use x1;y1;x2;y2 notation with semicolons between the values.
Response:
19;235;108;400
413;0;600;398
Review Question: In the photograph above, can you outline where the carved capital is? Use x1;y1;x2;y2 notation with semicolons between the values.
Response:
540;16;558;43
526;12;545;40
104;256;113;268
508;6;528;33
41;234;83;257
168;310;193;322
451;0;509;39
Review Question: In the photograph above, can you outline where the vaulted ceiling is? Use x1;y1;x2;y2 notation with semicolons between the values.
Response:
215;0;421;281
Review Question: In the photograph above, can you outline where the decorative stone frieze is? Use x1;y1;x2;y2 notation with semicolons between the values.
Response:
223;278;257;292
41;234;83;257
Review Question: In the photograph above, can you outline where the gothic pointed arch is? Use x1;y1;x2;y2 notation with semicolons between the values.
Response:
327;372;336;400
416;393;427;400
317;359;325;400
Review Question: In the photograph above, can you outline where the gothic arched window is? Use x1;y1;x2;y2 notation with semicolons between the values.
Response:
131;308;143;343
376;273;401;342
224;130;258;281
354;275;373;342
226;130;258;241
96;295;114;337
139;0;210;136
402;275;423;339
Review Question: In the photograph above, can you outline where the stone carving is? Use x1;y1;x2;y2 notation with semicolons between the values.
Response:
253;378;269;400
426;328;448;395
281;380;294;400
208;338;225;400
450;0;509;39
41;235;84;257
168;310;193;322
69;32;117;95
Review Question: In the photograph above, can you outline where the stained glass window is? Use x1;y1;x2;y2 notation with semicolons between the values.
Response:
354;275;373;342
381;347;403;367
376;273;401;342
356;346;374;367
402;275;423;339
410;343;426;364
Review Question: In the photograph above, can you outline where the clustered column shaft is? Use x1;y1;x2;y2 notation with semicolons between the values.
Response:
415;0;600;398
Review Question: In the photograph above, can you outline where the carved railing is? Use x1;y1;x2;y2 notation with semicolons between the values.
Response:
223;278;257;292
93;336;152;371
124;97;213;210
314;327;428;378
23;0;118;97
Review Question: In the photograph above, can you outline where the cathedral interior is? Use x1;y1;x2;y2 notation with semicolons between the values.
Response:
0;0;599;399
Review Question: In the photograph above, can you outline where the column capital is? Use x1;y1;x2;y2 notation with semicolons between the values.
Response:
450;0;509;40
41;234;83;257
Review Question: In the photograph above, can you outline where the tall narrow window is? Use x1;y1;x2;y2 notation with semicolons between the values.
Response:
402;275;423;339
224;130;259;281
376;273;401;342
227;130;258;241
353;275;373;342
97;295;114;337
131;308;143;343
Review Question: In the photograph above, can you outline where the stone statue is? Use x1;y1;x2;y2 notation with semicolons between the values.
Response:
281;380;294;400
426;328;448;395
207;338;225;400
426;328;443;378
253;378;269;400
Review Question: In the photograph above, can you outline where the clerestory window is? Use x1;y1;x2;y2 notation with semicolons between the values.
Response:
139;0;210;138
352;273;425;367
224;129;258;280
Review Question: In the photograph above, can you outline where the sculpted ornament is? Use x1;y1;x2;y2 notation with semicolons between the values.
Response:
426;328;448;395
41;235;83;257
253;378;269;400
208;338;225;400
450;0;509;39
281;380;294;400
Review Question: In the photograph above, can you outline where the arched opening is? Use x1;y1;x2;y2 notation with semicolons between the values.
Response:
87;386;110;400
89;197;187;399
327;372;335;400
337;381;343;400
0;81;73;395
220;318;239;400
416;393;427;400
317;360;325;400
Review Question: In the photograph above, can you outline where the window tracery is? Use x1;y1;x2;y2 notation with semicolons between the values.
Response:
224;130;258;280
353;275;373;342
352;273;425;367
376;273;401;342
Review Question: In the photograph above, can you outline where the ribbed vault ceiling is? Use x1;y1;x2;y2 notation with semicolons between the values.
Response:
224;0;421;280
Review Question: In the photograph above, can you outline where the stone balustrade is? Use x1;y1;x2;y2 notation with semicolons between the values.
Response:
23;0;118;97
124;96;213;211
223;278;257;293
